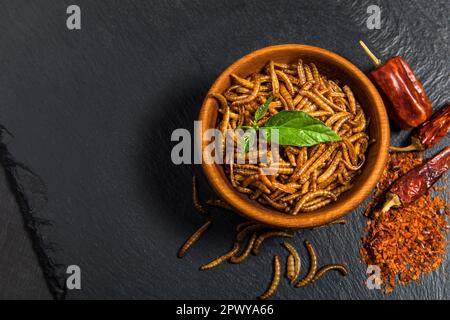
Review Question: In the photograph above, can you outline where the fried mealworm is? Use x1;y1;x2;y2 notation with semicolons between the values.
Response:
286;151;297;167
302;196;327;208
333;114;352;132
290;144;326;182
275;70;295;96
331;183;354;196
297;59;306;85
298;90;334;113
210;92;229;111
273;62;290;69
230;233;257;264
301;199;333;212
250;189;262;200
301;101;314;113
269;60;279;97
292;94;304;108
192;175;207;214
311;170;318;192
224;91;247;102
301;81;314;91
235;186;253;194
286;254;296;282
303;64;315;83
236;223;265;242
352;113;367;133
236;221;254;232
307;110;332;118
200;242;240;271
261;194;287;211
330;218;347;225
317;162;345;189
325;112;351;128
348;132;368;143
178;220;212;258
312;264;348;283
312;88;345;112
317;152;342;184
343;85;356;114
269;188;284;200
242;174;261;187
296;240;318;288
310;63;321;85
217;58;369;215
282;242;301;283
279;84;294;110
258;255;281;300
229;162;238;187
343;139;358;165
298;144;338;184
313;218;348;230
232;81;261;106
342;156;365;171
252;231;294;255
292;190;337;215
206;199;233;211
254;181;271;194
234;164;260;170
230;73;254;89
272;182;296;194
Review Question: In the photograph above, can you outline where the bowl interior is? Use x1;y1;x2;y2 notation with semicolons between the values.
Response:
199;45;389;228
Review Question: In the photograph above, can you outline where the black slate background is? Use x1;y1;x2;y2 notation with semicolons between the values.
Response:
0;0;449;299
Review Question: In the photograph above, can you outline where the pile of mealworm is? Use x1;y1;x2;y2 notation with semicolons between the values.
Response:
177;176;348;300
210;59;370;214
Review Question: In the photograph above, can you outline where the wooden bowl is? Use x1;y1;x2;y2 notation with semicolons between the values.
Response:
198;44;389;229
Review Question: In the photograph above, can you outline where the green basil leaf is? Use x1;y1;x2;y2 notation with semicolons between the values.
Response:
254;96;273;122
239;129;256;154
263;110;341;147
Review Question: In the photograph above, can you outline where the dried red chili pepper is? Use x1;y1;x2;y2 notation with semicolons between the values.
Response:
390;103;450;152
382;146;450;212
359;41;432;129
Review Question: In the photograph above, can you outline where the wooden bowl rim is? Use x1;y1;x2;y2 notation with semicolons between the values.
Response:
198;44;389;229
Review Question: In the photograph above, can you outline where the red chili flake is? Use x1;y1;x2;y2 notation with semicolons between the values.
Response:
360;152;449;293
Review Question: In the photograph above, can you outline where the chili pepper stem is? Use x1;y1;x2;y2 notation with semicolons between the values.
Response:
381;192;402;213
389;137;423;152
359;41;382;67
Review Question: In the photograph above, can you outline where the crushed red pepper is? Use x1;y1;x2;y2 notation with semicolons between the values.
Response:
361;152;449;293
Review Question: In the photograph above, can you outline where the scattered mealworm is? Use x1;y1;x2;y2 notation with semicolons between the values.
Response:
252;231;294;255
330;219;347;225
178;220;212;258
296;240;318;288
258;256;281;300
286;254;296;282
312;264;348;283
206;199;234;211
282;242;301;283
200;242;240;271
230;233;257;264
236;223;265;242
192;175;207;214
236;221;254;232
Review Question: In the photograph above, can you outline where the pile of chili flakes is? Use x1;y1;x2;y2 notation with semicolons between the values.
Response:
360;152;449;293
